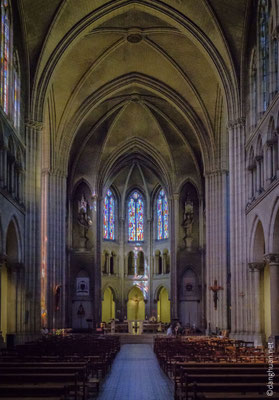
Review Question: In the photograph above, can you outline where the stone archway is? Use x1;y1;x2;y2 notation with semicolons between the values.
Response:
127;286;145;321
2;220;20;340
250;220;269;343
102;287;115;323
157;287;170;323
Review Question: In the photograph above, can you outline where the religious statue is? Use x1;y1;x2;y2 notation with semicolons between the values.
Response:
55;284;62;311
210;280;223;310
77;194;92;247
182;197;194;249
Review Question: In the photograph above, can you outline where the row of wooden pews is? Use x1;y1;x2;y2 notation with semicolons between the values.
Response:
0;334;120;400
154;336;279;400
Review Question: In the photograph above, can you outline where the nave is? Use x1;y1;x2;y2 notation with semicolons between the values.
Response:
97;344;173;400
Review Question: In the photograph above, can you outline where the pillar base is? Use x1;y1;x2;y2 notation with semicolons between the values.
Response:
0;332;4;348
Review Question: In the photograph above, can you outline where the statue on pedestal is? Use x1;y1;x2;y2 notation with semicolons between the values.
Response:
182;197;194;249
77;194;92;248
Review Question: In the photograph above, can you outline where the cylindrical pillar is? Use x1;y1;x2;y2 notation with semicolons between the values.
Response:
264;254;279;339
248;262;264;344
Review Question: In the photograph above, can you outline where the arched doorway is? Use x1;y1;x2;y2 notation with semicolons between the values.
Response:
2;220;19;340
102;287;115;323
253;221;269;340
157;287;170;323
127;286;145;321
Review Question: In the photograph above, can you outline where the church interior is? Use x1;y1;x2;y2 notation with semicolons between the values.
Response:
0;0;279;399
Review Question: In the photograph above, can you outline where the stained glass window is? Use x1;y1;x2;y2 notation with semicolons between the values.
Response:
1;0;10;114
259;0;270;111
13;63;20;129
157;189;168;240
128;191;144;241
103;189;115;240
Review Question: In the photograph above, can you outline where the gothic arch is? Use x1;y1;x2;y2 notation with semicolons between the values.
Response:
125;284;147;301
178;177;202;200
71;178;93;200
249;217;266;262
102;284;119;302
268;196;279;253
4;216;22;264
154;284;170;301
32;0;238;123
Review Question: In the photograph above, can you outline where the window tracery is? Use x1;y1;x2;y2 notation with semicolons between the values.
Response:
103;189;115;240
128;191;144;242
157;189;168;240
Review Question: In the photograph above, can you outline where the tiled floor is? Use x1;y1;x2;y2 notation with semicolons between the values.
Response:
97;344;174;400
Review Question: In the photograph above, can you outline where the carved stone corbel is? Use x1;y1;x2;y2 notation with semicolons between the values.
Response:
248;262;265;272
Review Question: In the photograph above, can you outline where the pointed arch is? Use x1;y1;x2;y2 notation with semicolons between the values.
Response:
268;197;279;253
103;188;115;240
4;216;22;264
128;189;144;242
156;188;169;240
249;217;266;262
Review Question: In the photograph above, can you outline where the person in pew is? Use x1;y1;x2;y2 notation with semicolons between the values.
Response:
40;326;49;336
166;323;175;336
174;322;184;336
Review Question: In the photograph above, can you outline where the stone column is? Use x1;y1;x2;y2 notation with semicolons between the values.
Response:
162;253;167;275
119;215;125;320
247;165;254;201
205;170;228;331
255;156;262;194
25;121;43;335
154;253;159;275
265;143;272;185
42;170;67;330
0;144;7;189
248;262;264;344
0;254;7;344
264;254;279;340
228;119;249;339
170;193;179;319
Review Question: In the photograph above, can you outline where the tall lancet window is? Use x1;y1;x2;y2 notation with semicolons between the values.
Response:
103;189;115;240
128;191;144;242
1;0;10;114
157;189;169;240
259;0;270;111
13;54;20;129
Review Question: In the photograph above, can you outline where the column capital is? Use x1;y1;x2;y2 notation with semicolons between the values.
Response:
227;117;246;130
204;168;228;177
264;253;279;265
25;120;44;131
248;262;265;271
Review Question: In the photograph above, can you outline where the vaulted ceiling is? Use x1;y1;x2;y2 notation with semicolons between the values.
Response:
18;0;250;192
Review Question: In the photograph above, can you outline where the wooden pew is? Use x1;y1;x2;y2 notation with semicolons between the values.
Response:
174;364;279;400
0;374;79;400
0;384;69;398
191;382;279;400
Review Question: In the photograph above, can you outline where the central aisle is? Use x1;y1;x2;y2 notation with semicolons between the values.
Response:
97;344;174;400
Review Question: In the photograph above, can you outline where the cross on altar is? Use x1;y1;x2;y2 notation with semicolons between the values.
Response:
210;280;223;310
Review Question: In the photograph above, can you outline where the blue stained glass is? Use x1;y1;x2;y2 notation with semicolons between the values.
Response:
259;0;270;111
128;191;144;241
157;189;168;240
103;189;115;240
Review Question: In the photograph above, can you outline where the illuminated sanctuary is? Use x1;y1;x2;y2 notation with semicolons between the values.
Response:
1;0;279;349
